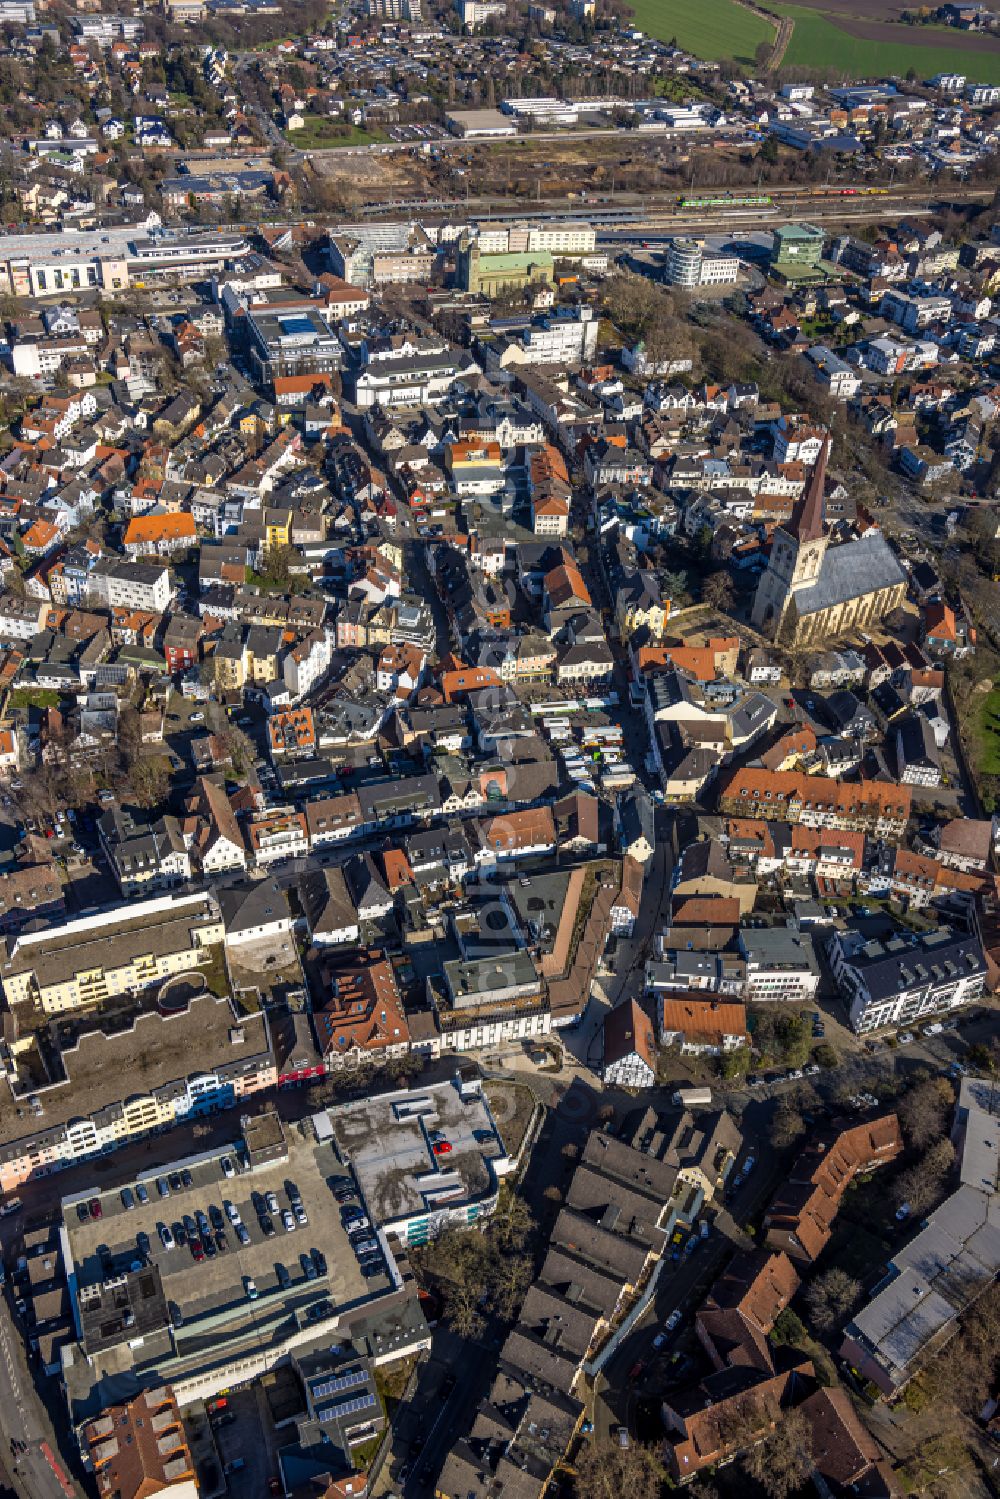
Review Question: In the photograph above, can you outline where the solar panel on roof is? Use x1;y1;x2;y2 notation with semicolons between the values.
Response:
311;1367;368;1401
280;315;314;335
317;1391;377;1422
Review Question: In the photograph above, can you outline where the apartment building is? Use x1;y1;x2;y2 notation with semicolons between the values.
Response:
0;891;224;1015
764;1115;902;1263
828;924;988;1033
83;1388;196;1499
92;558;172;614
247;811;309;865
718;769;911;839
738;927;820;1003
0;989;271;1192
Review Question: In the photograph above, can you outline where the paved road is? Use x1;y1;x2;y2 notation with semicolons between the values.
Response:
0;1300;79;1499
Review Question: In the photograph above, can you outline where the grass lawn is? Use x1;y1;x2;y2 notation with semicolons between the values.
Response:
627;0;774;63
9;687;62;710
772;4;1000;84
975;683;1000;774
285;118;388;149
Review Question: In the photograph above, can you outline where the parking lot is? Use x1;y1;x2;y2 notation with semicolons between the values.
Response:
386;124;449;143
63;1130;392;1334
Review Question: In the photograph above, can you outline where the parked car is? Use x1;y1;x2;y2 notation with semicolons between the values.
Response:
159;1224;176;1250
221;1156;235;1179
120;1187;135;1211
135;1183;149;1206
432;1141;453;1156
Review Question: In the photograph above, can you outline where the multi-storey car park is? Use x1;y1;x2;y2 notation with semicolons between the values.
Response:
56;1078;509;1442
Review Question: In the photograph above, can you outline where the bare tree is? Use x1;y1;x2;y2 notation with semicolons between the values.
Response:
574;1439;663;1499
702;571;735;612
490;1189;533;1251
770;1099;805;1150
741;1406;813;1499
898;1077;953;1151
894;1137;955;1216
805;1268;861;1333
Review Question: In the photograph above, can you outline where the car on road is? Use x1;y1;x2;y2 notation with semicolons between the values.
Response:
666;1309;682;1331
742;1155;756;1175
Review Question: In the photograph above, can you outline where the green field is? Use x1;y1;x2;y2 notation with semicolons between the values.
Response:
285;118;388;149
976;684;1000;774
771;4;1000;84
628;0;775;62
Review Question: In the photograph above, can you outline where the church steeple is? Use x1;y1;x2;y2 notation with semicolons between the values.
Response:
786;440;828;544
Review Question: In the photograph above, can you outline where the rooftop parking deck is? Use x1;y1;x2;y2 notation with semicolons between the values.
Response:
61;1125;397;1417
328;1079;509;1230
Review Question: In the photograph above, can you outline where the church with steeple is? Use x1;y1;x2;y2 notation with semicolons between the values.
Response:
751;443;907;647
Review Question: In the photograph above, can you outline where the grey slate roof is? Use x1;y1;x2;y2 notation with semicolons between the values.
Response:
794;534;906;618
